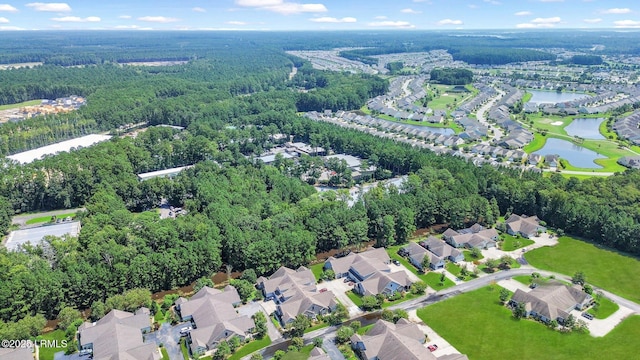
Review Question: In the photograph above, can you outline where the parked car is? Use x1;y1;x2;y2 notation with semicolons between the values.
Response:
397;248;409;257
319;288;327;293
392;260;401;266
529;283;538;289
582;312;594;320
180;326;193;336
427;344;438;352
79;349;92;356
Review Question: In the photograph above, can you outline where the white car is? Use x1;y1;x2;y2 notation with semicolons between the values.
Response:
180;326;193;336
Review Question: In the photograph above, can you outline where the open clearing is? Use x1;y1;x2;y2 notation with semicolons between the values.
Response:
7;134;112;164
417;286;640;360
551;121;564;126
525;236;640;303
4;221;80;251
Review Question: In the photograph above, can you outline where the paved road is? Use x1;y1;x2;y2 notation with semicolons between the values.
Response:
11;207;85;226
475;88;505;143
322;336;346;360
153;322;184;360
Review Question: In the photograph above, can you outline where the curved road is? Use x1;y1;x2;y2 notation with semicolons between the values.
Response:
475;88;505;143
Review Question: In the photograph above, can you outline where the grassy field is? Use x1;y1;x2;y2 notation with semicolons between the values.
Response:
161;347;170;360
500;234;534;252
346;289;418;308
417;286;640;360
304;321;329;333
588;296;619;319
25;213;76;225
37;329;66;360
0;99;41;110
462;250;484;262
180;338;190;360
281;345;314;360
310;263;324;282
228;336;271;360
387;245;455;289
525;236;640;303
446;262;471;281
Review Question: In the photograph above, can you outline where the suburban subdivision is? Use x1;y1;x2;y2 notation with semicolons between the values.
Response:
1;11;640;360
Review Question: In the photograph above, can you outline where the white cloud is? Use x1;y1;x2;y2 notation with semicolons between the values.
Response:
138;16;180;23
192;7;206;13
115;25;140;29
437;18;463;25
484;0;501;5
0;4;18;12
613;19;640;28
468;4;478;9
374;15;387;20
226;20;247;25
412;0;431;3
583;18;602;23
0;25;23;30
531;16;561;24
119;15;131;19
309;16;356;23
516;22;554;28
515;11;532;16
0;16;8;23
52;16;100;22
235;0;327;15
539;0;563;2
602;8;631;14
368;20;415;28
26;2;71;12
401;8;421;14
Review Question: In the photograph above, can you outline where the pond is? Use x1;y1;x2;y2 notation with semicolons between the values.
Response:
564;118;605;140
537;138;605;168
527;90;589;105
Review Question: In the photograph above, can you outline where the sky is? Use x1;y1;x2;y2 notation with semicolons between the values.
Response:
0;0;639;31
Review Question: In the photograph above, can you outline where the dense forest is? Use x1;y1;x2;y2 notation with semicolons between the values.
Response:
0;32;639;336
430;68;474;85
568;55;604;65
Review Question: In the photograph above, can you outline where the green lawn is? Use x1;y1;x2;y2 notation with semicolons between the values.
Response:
356;323;374;335
161;347;170;360
387;245;454;289
423;271;455;289
37;329;66;360
346;289;418;309
180;338;190;360
310;263;325;282
304;321;329;333
525;236;640;303
588;295;619;319
228;336;271;360
417;286;640;360
522;132;548;153
0;99;41;110
281;344;314;360
346;290;363;306
462;250;484;262
445;262;470;281
25;212;76;225
499;234;534;251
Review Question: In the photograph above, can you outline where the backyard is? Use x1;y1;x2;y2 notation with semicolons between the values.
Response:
417;286;640;360
525;236;640;303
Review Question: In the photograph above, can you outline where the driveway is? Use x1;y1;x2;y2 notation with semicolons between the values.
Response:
322;336;346;360
237;300;283;342
151;322;185;360
322;279;363;317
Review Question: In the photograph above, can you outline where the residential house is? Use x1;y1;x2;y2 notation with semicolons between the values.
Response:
351;319;469;360
77;308;160;360
545;154;559;168
420;236;464;263
325;248;412;296
175;285;254;356
528;153;543;166
0;348;33;360
443;224;498;249
509;281;594;324
257;266;337;325
505;214;546;238
309;347;331;360
403;242;445;270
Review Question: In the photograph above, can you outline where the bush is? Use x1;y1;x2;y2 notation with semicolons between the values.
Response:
322;269;335;281
410;281;427;295
336;325;355;344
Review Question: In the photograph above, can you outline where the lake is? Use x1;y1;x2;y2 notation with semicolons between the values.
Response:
564;118;605;140
537;138;605;168
527;90;589;105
